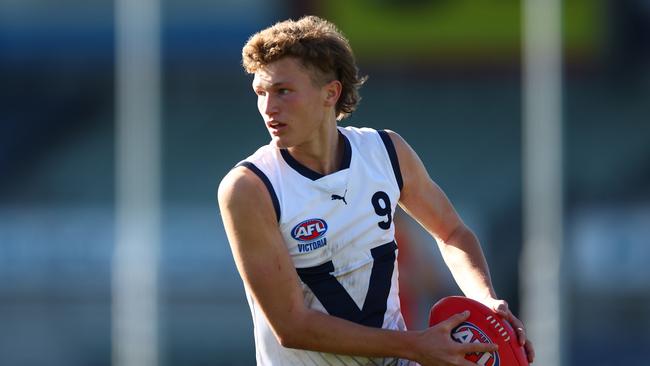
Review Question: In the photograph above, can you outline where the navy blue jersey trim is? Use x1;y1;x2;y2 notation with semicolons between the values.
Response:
236;161;281;222
341;132;352;169
378;130;403;191
280;131;351;181
280;149;322;180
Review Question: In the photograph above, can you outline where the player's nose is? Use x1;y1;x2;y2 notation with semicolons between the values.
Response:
261;94;279;117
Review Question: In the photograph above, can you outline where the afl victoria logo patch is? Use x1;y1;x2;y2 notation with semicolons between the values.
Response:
291;218;328;242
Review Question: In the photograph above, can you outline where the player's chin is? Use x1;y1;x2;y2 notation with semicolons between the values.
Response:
269;136;288;149
269;135;297;149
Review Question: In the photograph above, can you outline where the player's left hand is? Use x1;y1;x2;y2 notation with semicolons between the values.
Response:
481;298;536;363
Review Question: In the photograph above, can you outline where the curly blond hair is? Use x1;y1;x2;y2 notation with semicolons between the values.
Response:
242;16;367;120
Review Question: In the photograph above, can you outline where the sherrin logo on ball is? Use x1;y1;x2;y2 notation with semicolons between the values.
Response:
428;296;530;366
452;322;499;366
291;218;328;242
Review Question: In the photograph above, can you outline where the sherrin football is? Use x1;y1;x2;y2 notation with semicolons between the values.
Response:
428;296;529;366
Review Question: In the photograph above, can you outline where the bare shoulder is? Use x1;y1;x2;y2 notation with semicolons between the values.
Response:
381;129;404;145
382;130;462;239
381;129;422;175
217;166;271;215
384;129;403;142
218;166;260;200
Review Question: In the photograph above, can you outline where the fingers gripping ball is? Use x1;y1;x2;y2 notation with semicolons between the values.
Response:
429;296;529;366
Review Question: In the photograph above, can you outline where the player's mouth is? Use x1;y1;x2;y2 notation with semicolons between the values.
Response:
267;121;287;135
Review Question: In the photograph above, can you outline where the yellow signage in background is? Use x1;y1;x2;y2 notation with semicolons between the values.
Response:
324;0;601;64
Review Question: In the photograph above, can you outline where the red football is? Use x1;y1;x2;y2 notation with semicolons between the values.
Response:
428;296;528;366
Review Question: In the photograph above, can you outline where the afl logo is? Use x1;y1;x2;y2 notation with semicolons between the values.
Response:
452;322;500;366
291;218;328;242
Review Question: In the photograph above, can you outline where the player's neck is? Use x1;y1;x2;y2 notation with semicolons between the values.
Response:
286;122;343;176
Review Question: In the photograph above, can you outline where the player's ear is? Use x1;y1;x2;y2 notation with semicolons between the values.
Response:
323;80;342;107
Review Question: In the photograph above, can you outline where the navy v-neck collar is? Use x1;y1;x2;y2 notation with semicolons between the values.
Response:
280;132;352;181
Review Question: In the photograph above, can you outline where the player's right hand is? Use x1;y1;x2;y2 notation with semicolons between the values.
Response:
414;311;498;366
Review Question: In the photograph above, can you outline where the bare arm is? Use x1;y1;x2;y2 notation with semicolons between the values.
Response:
386;130;535;362
387;129;495;301
217;166;496;365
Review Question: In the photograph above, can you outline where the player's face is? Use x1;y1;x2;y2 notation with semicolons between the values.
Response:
252;57;334;148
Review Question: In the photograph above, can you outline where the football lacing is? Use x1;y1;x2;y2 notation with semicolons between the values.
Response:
486;315;510;342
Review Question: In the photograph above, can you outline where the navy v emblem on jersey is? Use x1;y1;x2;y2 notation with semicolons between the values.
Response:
331;189;348;205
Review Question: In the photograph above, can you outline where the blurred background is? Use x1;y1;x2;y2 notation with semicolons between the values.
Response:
1;0;649;365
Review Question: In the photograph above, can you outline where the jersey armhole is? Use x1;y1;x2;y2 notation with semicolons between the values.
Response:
235;161;281;222
377;130;404;191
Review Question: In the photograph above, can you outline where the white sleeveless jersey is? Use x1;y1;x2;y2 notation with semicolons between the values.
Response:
237;126;417;366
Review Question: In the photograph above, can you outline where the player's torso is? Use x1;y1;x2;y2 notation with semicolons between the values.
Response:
240;126;414;366
278;135;398;272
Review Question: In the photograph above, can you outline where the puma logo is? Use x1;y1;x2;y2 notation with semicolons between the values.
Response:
331;189;347;205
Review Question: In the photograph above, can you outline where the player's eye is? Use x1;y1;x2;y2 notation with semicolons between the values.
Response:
255;90;266;97
278;88;290;95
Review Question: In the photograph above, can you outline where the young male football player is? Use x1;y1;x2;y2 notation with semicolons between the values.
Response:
218;15;535;365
